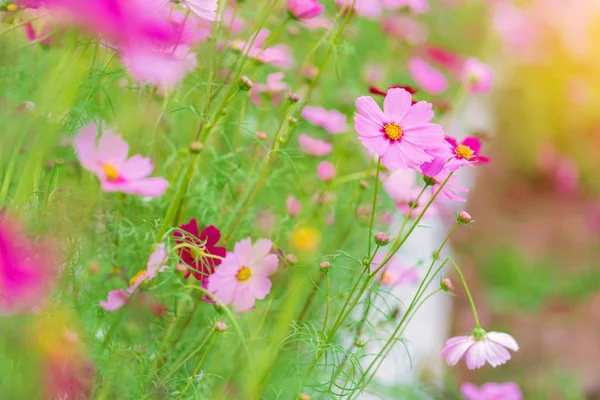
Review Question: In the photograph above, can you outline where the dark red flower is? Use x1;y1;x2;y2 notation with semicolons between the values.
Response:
369;84;418;97
174;219;226;283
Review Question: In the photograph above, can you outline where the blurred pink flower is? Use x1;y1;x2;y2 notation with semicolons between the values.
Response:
380;0;428;14
231;29;293;70
336;0;382;20
362;64;386;86
224;7;244;34
537;142;579;195
302;106;348;134
99;290;129;311
462;57;493;94
256;210;276;233
286;195;301;218
0;218;56;314
381;15;427;46
207;238;279;312
370;251;418;287
287;0;324;20
423;45;463;75
441;330;519;370
251;72;289;105
444;136;489;172
181;0;219;21
354;88;445;169
461;382;522;400
425;168;468;203
382;169;437;217
74;123;169;197
408;57;448;94
300;16;332;30
317;161;336;182
298;134;332;156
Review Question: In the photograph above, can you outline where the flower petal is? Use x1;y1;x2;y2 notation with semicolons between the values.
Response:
383;88;413;122
355;96;386;126
486;331;519;352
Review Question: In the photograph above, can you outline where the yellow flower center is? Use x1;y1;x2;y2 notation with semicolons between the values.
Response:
383;122;403;141
236;266;252;282
129;270;147;287
102;163;120;181
6;4;17;11
455;144;474;160
381;272;394;285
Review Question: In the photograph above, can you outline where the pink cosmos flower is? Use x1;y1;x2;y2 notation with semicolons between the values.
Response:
423;45;464;75
441;330;519;370
287;0;324;20
381;15;428;46
336;0;382;20
100;244;169;312
408;57;448;94
231;29;293;70
251;72;289;105
462;57;493;94
317;161;336;182
443;136;490;172
421;165;468;202
302;106;348;134
370;251;418;287
0;217;56;314
354;88;445;170
286;195;301;218
380;0;429;14
461;382;522;400
181;0;219;21
207;238;279;312
382;169;437;218
298;134;332;156
74;123;169;197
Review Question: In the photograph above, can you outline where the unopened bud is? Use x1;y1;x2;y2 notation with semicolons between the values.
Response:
374;232;390;246
189;141;204;153
354;339;366;348
287;116;298;124
54;158;64;166
359;180;369;189
256;131;267;140
288;93;300;103
215;321;228;333
423;175;436;187
319;261;331;272
362;256;370;268
286;254;298;265
457;210;472;224
239;76;253;91
441;278;454;292
298;394;311;400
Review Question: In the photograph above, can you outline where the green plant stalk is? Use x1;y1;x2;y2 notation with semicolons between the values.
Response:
366;158;381;256
164;327;216;381
320;273;331;340
450;258;481;328
176;331;217;399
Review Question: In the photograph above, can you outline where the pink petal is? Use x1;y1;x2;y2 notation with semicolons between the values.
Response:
443;339;473;366
355;113;384;138
298;134;332;156
100;290;129;312
460;383;483;400
209;274;238;305
408;57;448;94
74;124;100;173
402;101;434;126
462;136;482;153
251;239;273;263
256;254;279;277
381;141;410;169
402;123;445;148
486;331;519;352
121;155;154;180
233;286;256;312
383;88;412;122
355;96;386;126
104;177;168;197
97;131;129;166
249;276;272;300
465;340;487;370
358;133;390;156
233;238;253;266
484;340;511;367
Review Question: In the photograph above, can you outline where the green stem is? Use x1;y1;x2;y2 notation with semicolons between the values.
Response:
320;273;331;340
164;327;216;381
450;259;481;328
366;158;381;256
176;332;217;399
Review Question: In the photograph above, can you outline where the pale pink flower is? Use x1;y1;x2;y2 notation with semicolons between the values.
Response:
317;161;336;182
207;238;279;312
362;64;386;86
462;57;493;94
408;58;448;94
336;0;382;20
0;217;56;315
300;16;333;30
298;134;332;156
354;88;445;169
422;167;468;203
380;0;429;14
74;123;169;197
461;382;522;400
381;15;428;46
99;290;129;312
287;0;324;20
231;29;293;70
441;330;519;370
370;252;418;287
181;0;219;21
382;169;437;218
251;72;289;105
286;195;301;217
302;106;348;134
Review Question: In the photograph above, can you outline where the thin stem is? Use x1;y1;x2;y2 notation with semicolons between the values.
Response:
177;331;217;399
367;158;381;256
450;259;481;328
320;273;331;340
164;327;216;381
297;272;325;323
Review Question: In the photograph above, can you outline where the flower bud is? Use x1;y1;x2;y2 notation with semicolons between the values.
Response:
189;141;204;153
288;93;300;103
298;394;312;400
288;116;298;124
319;261;331;272
374;232;390;246
359;180;369;189
286;253;298;265
215;321;228;333
256;131;267;140
441;278;453;292
457;210;472;224
354;338;366;348
239;76;253;91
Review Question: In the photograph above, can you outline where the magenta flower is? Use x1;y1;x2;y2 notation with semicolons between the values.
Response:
422;166;468;203
302;106;348;134
370;252;418;287
231;30;293;70
444;136;490;172
317;161;336;182
207;238;279;312
287;0;324;20
408;57;448;94
354;88;445;170
462;57;494;94
461;382;522;400
0;217;56;314
74;123;169;197
298;134;332;156
381;15;427;46
441;329;519;370
174;220;226;283
286;195;301;218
